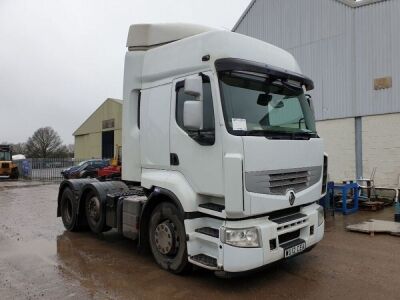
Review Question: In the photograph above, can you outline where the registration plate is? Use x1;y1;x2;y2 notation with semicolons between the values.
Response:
284;240;306;258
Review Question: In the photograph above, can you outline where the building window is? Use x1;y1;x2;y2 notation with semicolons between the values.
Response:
102;119;115;130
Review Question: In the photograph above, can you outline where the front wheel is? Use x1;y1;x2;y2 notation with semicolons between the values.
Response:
148;202;191;274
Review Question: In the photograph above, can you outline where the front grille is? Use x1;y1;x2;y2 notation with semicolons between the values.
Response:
245;166;322;195
267;206;301;220
271;212;307;225
1;163;10;169
278;229;300;245
269;171;309;194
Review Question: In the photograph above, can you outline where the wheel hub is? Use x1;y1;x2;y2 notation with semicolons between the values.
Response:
154;221;177;255
88;196;100;221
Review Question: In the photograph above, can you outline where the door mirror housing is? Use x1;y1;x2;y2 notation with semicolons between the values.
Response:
183;101;203;130
184;75;203;98
183;75;204;130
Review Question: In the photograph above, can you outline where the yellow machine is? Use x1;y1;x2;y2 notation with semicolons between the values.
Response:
110;144;122;167
0;145;19;179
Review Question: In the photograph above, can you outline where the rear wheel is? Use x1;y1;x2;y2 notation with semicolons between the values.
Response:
60;187;81;231
148;202;191;274
85;191;110;233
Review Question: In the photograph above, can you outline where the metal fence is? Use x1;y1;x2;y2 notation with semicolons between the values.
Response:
15;158;91;182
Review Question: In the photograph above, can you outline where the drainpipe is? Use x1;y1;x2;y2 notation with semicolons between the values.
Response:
355;116;362;180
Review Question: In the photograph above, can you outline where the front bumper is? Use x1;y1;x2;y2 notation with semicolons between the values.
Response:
0;170;11;176
220;203;324;273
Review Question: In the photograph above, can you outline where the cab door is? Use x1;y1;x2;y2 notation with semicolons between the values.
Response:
169;72;223;196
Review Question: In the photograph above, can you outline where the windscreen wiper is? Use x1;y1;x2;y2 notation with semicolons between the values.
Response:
242;130;293;139
291;131;318;138
236;129;317;140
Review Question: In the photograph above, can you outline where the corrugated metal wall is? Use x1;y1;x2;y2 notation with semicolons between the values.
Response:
234;0;399;121
355;0;400;116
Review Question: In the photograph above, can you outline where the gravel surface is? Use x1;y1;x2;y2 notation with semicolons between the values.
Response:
0;182;399;299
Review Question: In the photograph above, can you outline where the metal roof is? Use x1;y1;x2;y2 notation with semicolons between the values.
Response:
232;0;388;31
232;0;399;121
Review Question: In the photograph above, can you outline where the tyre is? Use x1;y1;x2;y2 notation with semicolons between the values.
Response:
148;202;191;274
10;168;19;180
85;191;110;233
60;187;81;231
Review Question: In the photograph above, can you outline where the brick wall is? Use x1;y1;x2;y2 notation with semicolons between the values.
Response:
316;118;356;182
362;113;400;186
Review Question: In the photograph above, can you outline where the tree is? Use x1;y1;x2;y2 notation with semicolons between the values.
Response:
66;144;74;157
11;143;26;155
26;127;64;158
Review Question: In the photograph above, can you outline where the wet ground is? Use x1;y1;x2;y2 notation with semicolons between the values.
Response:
0;182;399;300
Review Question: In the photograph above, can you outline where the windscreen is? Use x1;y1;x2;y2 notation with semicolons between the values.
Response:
219;71;316;137
0;151;11;161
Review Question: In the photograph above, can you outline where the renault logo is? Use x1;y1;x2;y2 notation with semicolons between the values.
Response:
288;191;296;206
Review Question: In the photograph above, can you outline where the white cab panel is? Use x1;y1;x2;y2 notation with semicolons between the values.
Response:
223;153;244;216
243;138;324;172
141;169;210;212
122;51;145;182
140;84;171;170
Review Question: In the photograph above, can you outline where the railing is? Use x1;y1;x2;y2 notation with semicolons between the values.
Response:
14;158;93;182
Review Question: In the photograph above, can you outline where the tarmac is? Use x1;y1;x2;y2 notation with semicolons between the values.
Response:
0;181;399;299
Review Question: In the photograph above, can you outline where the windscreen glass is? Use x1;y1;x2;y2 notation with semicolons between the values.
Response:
219;71;316;137
0;151;11;161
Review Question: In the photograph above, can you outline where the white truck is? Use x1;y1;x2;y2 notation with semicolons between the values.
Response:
57;23;328;276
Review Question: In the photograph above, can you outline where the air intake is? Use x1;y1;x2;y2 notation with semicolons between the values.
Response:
245;166;322;195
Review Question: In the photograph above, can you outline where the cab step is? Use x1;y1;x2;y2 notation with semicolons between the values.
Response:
189;254;218;270
199;203;225;212
195;227;219;238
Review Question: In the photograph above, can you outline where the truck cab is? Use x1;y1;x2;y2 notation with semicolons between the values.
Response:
0;145;19;179
57;24;327;276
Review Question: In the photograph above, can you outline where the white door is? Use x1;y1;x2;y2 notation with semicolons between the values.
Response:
169;72;223;196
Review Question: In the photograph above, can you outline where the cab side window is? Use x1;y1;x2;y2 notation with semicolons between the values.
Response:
175;76;215;145
176;77;215;130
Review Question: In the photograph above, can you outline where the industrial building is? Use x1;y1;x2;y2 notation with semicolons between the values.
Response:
234;0;400;186
73;98;122;159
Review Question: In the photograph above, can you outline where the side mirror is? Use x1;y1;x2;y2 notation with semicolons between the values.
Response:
184;76;203;99
183;75;203;130
183;101;203;130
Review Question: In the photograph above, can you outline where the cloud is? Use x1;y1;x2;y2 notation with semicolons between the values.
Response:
0;0;250;144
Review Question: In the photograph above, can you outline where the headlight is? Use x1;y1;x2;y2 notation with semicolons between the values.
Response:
221;227;261;248
317;206;324;226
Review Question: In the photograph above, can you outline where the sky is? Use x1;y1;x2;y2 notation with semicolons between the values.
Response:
0;0;250;144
